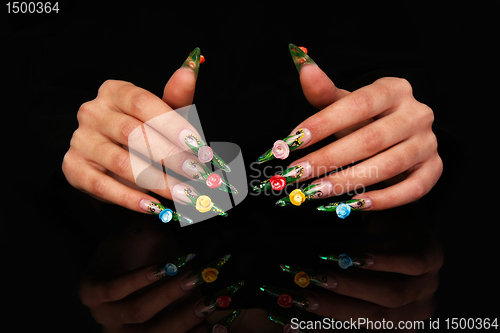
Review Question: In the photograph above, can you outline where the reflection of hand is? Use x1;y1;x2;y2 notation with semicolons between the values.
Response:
79;264;208;332
271;210;443;331
257;45;442;211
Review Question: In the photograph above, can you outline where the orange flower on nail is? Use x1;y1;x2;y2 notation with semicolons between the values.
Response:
294;271;310;288
201;267;219;283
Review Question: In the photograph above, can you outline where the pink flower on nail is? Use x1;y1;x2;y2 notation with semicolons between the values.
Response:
272;140;290;160
206;173;222;188
198;146;213;163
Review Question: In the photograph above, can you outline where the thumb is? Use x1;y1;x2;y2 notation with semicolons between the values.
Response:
289;44;349;109
163;47;203;109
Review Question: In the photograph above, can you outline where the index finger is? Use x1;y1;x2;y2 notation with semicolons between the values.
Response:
291;77;409;150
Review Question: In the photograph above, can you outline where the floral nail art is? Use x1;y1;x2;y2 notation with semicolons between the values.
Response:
259;285;318;311
253;165;304;192
195;280;244;318
177;187;228;217
146;201;194;225
209;310;242;333
275;182;326;207
256;129;309;164
183;159;238;194
268;315;316;333
152;253;196;279
181;47;202;78
319;253;374;269
184;132;231;172
316;199;368;218
280;264;338;290
289;43;316;73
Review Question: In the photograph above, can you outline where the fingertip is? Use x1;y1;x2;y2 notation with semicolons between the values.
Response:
299;64;340;109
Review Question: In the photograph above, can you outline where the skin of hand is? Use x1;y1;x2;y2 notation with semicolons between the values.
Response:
284;63;443;211
62;66;200;213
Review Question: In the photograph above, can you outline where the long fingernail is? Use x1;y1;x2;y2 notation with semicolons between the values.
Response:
256;128;311;164
275;179;334;207
253;162;312;193
211;310;242;332
289;43;316;73
181;47;202;79
181;254;231;290
194;280;245;318
178;129;231;172
181;158;238;194
139;199;194;224
319;253;374;269
171;184;228;217
146;253;196;281
316;198;372;218
280;264;338;291
260;285;319;311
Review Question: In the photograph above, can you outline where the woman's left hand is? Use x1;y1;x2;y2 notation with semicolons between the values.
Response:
255;46;443;211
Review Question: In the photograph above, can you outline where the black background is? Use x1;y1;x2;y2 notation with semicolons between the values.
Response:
2;1;496;331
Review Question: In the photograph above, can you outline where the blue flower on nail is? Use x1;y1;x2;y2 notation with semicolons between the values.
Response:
164;263;178;276
336;203;351;219
338;254;354;269
159;209;173;223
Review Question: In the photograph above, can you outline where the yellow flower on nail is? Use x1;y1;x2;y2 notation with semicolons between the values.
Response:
289;189;306;206
196;195;213;213
201;267;219;283
294;271;310;288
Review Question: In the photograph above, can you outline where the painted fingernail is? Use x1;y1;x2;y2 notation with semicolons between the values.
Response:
181;47;202;79
181;254;231;290
253;162;312;193
275;179;334;207
171;184;228;217
181;158;238;194
316;198;372;218
256;128;311;164
147;253;196;281
260;285;319;311
268;314;310;332
289;43;316;73
179;129;231;172
139;199;194;224
280;264;338;291
194;280;245;318
319;253;374;269
210;310;242;332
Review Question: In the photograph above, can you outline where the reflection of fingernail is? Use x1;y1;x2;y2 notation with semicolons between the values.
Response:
146;253;196;281
178;129;231;172
181;47;201;79
194;280;245;318
280;264;338;291
181;158;238;194
289;43;316;73
275;179;333;207
253;162;311;193
181;254;231;291
256;128;311;164
260;285;319;311
319;253;374;269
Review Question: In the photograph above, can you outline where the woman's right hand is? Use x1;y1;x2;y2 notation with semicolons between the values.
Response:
62;48;230;215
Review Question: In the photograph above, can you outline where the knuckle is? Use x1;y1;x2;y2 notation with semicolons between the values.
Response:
128;89;153;117
111;151;131;175
76;101;95;124
382;154;405;176
90;176;108;197
384;283;413;308
127;305;151;324
414;102;435;126
98;79;121;95
351;90;374;118
361;126;384;153
120;119;142;143
412;177;428;199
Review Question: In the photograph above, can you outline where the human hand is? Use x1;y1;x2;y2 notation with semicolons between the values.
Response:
62;48;232;217
254;45;443;211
